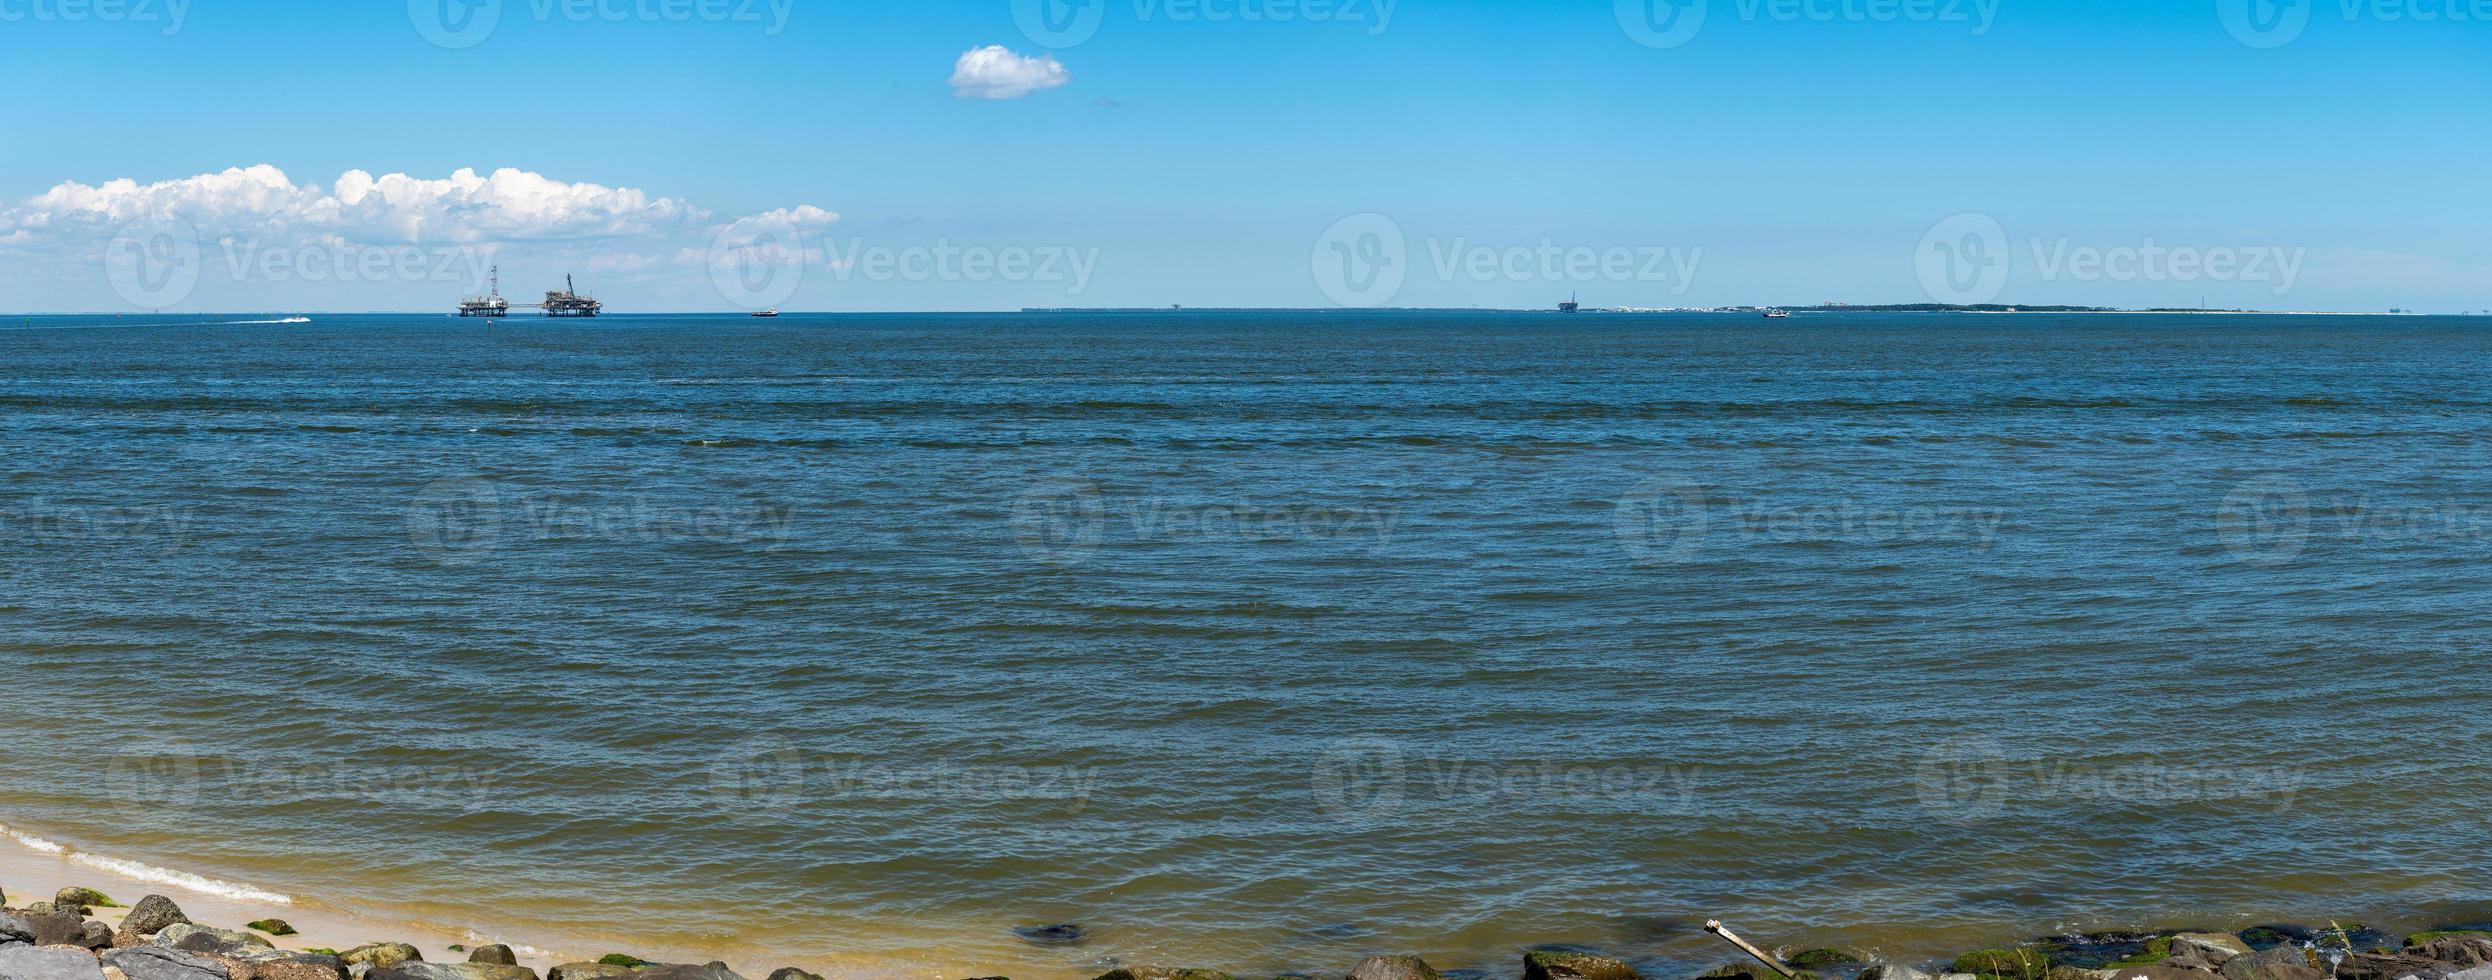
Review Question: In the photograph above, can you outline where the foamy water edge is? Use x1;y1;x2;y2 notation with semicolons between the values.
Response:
1;820;294;904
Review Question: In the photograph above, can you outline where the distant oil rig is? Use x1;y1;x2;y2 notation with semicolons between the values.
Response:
457;266;602;318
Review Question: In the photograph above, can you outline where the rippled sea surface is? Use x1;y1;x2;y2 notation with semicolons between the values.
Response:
4;311;2491;978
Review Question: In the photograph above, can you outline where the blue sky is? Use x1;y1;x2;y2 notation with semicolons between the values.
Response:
0;0;2484;312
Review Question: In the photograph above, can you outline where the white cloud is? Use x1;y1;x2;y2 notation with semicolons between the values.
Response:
1;166;709;244
949;45;1070;99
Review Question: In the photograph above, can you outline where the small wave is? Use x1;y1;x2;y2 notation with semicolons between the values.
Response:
2;819;292;904
70;853;295;905
3;824;67;854
226;317;312;325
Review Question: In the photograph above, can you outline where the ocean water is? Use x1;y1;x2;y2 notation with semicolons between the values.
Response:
3;311;2490;978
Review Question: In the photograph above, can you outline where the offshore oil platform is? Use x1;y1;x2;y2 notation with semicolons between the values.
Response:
457;266;602;318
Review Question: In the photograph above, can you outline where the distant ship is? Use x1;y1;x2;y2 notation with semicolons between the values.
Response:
1763;309;1791;318
751;309;779;318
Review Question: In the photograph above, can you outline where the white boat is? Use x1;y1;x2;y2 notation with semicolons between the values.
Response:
1763;309;1791;318
751;309;779;318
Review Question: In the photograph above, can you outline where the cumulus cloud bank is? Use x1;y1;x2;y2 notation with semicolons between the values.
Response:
950;45;1070;99
1;165;711;244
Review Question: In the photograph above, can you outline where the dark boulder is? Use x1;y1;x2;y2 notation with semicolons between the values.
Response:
467;949;517;968
2409;938;2492;968
1091;970;1234;980
245;923;296;939
2217;948;2324;980
1346;958;1440;980
369;964;538;980
156;926;273;958
2103;967;2222;980
123;898;191;938
762;970;823;980
1790;953;1861;972
546;966;632;980
1012;926;1086;948
0;911;88;948
106;947;235;980
340;946;424;971
0;945;109;980
611;964;744;980
1522;951;1642;980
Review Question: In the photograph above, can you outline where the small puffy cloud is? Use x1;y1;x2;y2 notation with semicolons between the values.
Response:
949;45;1070;99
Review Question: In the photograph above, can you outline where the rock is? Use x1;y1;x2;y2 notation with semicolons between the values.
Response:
1791;953;1861;972
1012;926;1086;948
155;927;272;957
2447;969;2492;980
368;964;537;980
243;924;294;940
2103;967;2222;980
1954;950;2053;978
338;949;421;972
2046;969;2113;980
105;948;233;980
2216;948;2323;980
0;912;89;948
1859;965;1933;980
1522;952;1640;980
546;969;632;980
2408;939;2492;969
78;923;117;952
465;951;515;969
761;971;822;980
2341;949;2482;980
121;900;189;939
114;932;147;951
1090;971;1233;980
1703;966;1813;980
1346;958;1439;980
241;958;346;980
0;945;109;980
2167;938;2249;966
592;962;645;972
612;965;742;980
2160;954;2222;975
56;890;117;910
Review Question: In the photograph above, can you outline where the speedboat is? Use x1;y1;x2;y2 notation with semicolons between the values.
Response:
1763;309;1791;318
752;309;779;318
